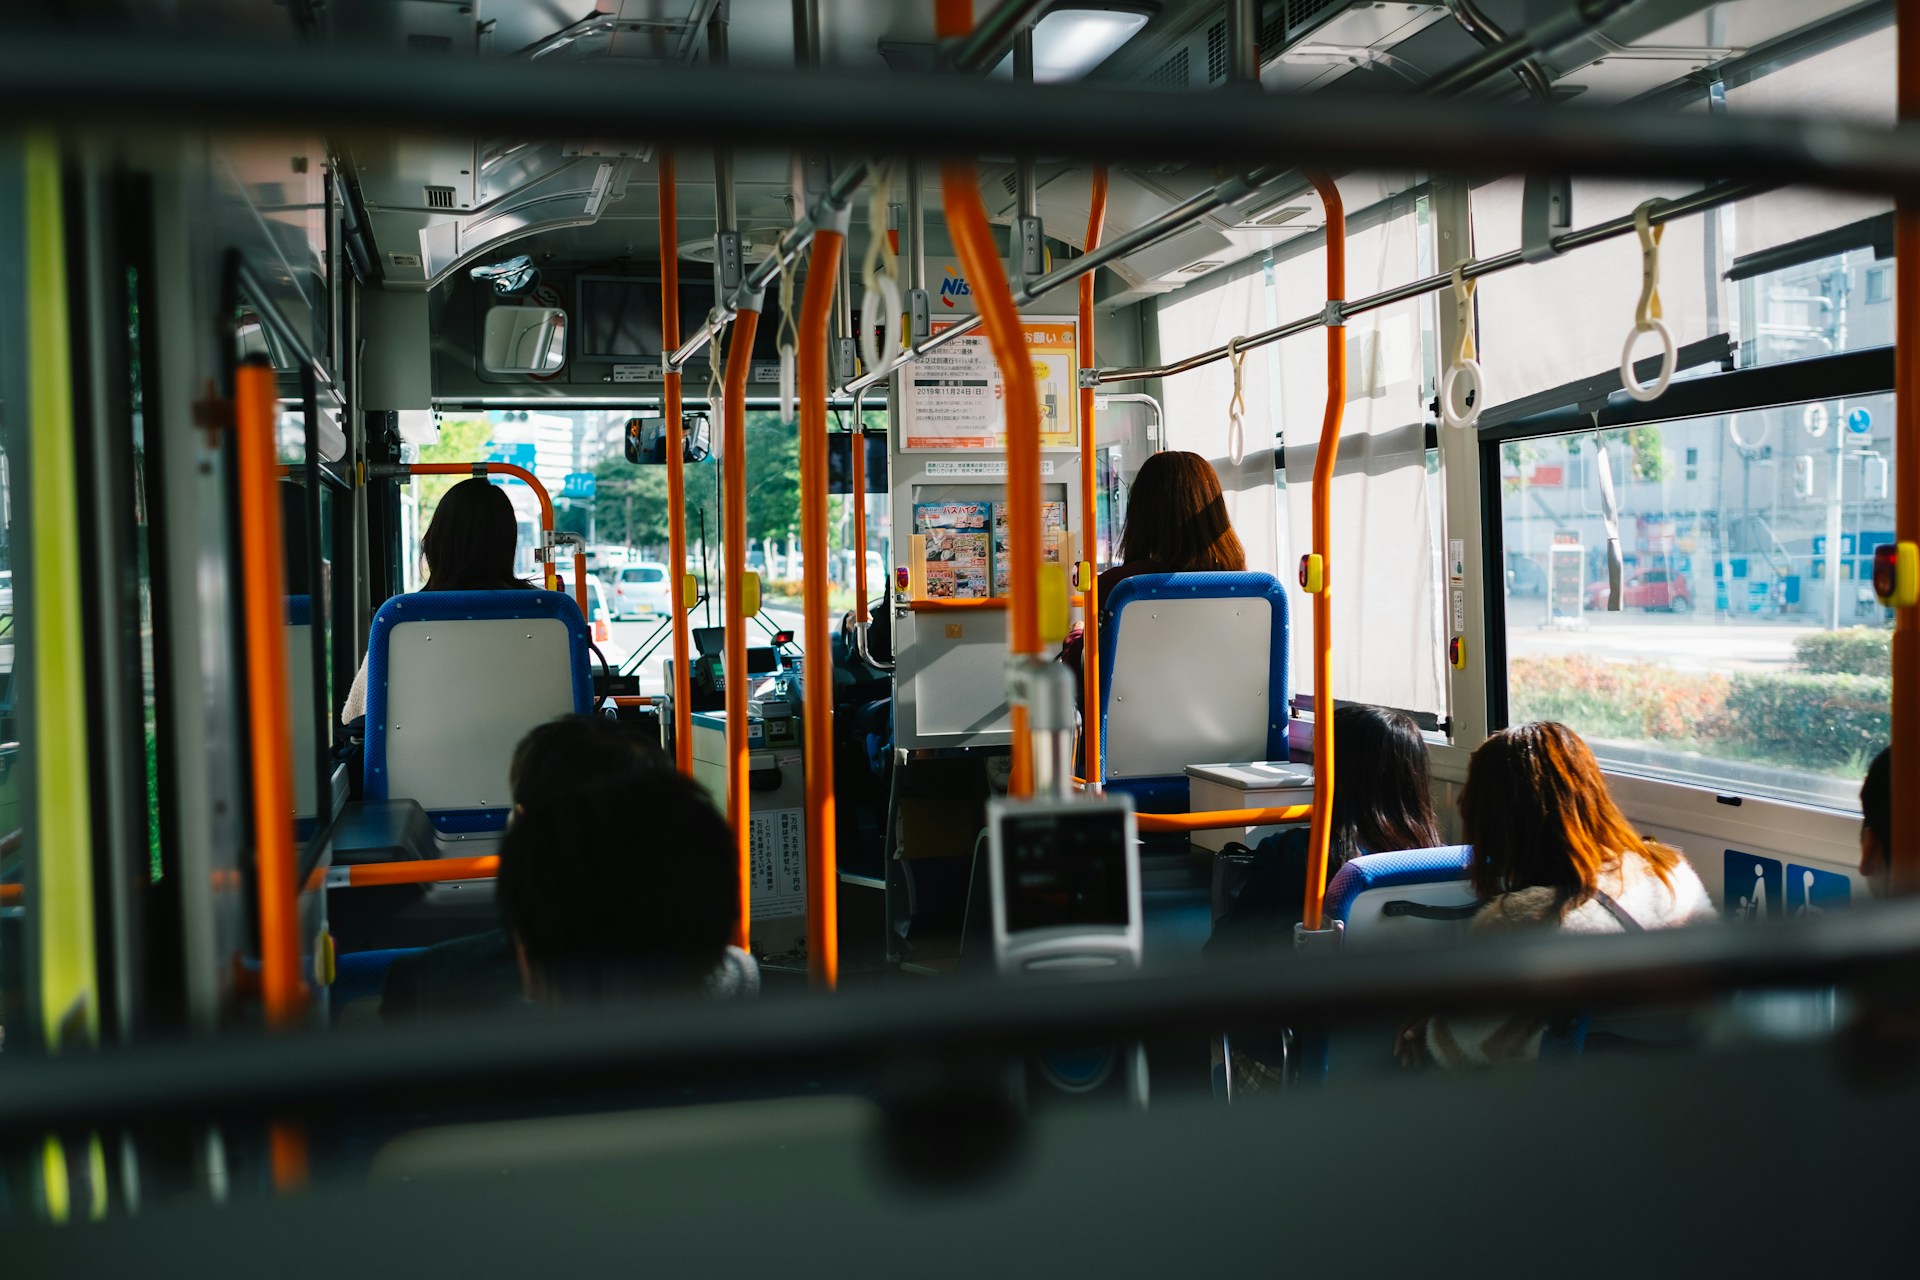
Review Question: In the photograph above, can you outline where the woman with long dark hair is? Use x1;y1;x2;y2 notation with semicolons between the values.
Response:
1062;450;1246;677
1207;704;1444;956
341;477;533;723
1406;721;1714;1067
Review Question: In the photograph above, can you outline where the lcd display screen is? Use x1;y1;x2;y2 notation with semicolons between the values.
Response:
827;432;888;494
1000;810;1130;933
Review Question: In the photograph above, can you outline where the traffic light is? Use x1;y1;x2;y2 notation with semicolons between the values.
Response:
1792;454;1815;499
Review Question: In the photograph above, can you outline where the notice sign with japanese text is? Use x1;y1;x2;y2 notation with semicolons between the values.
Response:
748;807;807;920
902;317;1079;451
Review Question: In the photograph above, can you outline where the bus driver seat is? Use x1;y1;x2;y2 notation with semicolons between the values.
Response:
363;588;593;852
1094;571;1291;814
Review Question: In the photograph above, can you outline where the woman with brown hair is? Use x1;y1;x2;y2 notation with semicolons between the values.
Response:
1408;721;1715;1067
1062;450;1246;676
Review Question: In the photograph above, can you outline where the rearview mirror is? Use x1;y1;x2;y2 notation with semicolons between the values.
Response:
625;413;712;465
481;305;567;374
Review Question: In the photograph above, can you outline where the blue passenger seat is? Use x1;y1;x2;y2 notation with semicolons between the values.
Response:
364;589;592;850
1095;572;1289;814
330;947;424;1024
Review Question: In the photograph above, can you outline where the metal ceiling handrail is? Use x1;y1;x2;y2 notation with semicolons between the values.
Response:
1093;180;1768;386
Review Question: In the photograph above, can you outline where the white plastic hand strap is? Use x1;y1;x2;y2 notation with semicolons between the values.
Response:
776;242;801;424
1620;200;1675;403
707;324;725;443
859;162;903;376
1440;260;1484;431
1226;335;1248;467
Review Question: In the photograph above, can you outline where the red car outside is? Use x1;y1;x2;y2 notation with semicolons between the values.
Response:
1586;567;1694;613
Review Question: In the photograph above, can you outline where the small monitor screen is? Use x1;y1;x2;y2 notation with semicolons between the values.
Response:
827;433;888;494
1000;809;1130;933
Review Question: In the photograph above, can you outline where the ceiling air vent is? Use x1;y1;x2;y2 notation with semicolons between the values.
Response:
1206;21;1228;83
1287;0;1343;29
1253;204;1309;227
1002;171;1019;198
424;185;458;210
1179;260;1223;274
1148;47;1189;89
407;34;453;54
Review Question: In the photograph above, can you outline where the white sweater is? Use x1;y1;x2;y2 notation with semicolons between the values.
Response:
1426;850;1716;1067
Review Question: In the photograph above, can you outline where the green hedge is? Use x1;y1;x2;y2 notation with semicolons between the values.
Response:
1794;627;1891;677
1721;671;1891;770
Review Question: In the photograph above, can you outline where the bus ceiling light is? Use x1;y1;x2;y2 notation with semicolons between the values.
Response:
988;8;1152;82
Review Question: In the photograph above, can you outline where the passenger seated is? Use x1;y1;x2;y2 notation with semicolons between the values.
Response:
1405;721;1715;1068
499;762;749;1005
1858;746;1891;898
1206;704;1443;957
1059;449;1246;680
379;716;753;1018
342;476;535;725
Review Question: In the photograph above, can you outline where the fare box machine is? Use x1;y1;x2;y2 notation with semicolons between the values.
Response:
888;315;1088;754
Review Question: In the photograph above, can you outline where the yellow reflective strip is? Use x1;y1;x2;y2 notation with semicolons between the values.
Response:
40;1136;69;1225
26;133;98;1049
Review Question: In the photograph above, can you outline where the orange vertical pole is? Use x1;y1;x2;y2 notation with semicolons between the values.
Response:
1078;169;1110;786
1301;176;1346;932
1895;0;1920;892
235;357;304;1026
852;408;868;622
937;0;1042;797
800;226;846;987
571;550;589;622
237;356;309;1191
723;307;762;951
662;149;696;775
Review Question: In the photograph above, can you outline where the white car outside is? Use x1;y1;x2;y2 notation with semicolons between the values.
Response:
612;561;673;619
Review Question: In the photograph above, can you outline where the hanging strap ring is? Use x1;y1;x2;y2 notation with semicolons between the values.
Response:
1440;260;1484;431
1620;200;1675;403
859;276;902;377
1226;335;1249;467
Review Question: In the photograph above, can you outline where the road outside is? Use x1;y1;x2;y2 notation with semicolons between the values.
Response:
1504;593;1825;676
598;602;807;696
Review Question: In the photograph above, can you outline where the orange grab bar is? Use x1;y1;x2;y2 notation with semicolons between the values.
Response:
1079;167;1110;786
0;883;21;905
1894;1;1919;893
401;462;559;590
1301;176;1346;933
1137;805;1312;835
907;596;1083;613
237;358;308;1035
723;305;762;952
852;415;868;625
936;5;1043;796
330;855;499;888
661;149;696;777
800;226;845;989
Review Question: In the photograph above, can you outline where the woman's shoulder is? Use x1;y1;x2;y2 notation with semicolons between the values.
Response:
1469;886;1562;933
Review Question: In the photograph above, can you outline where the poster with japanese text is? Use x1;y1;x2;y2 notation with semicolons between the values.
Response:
993;501;1067;596
901;318;1079;451
914;501;993;599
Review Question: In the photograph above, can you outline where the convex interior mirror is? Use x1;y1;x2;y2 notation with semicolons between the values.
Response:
625;413;712;465
481;305;567;374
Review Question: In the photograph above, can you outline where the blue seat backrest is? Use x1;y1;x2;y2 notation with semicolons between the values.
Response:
365;589;592;835
1324;845;1476;934
1096;571;1288;813
331;947;423;1018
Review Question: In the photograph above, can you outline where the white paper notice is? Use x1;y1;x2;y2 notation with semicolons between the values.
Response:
748;807;807;920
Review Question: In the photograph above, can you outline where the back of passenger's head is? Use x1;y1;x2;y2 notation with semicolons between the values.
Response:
509;714;664;813
1862;746;1891;852
1118;450;1247;573
422;476;529;592
1330;704;1443;866
1461;721;1678;905
496;766;737;1003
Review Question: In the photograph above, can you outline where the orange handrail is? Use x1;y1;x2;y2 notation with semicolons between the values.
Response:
852;417;869;625
723;304;762;952
0;883;21;906
1894;1;1919;893
401;462;561;593
330;855;500;888
799;225;845;988
1137;805;1312;835
937;2;1043;797
1301;176;1347;933
662;149;696;777
1079;168;1110;787
237;357;306;1032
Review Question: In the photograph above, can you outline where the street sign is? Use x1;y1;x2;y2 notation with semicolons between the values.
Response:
1847;406;1873;435
1803;403;1829;437
561;471;597;500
